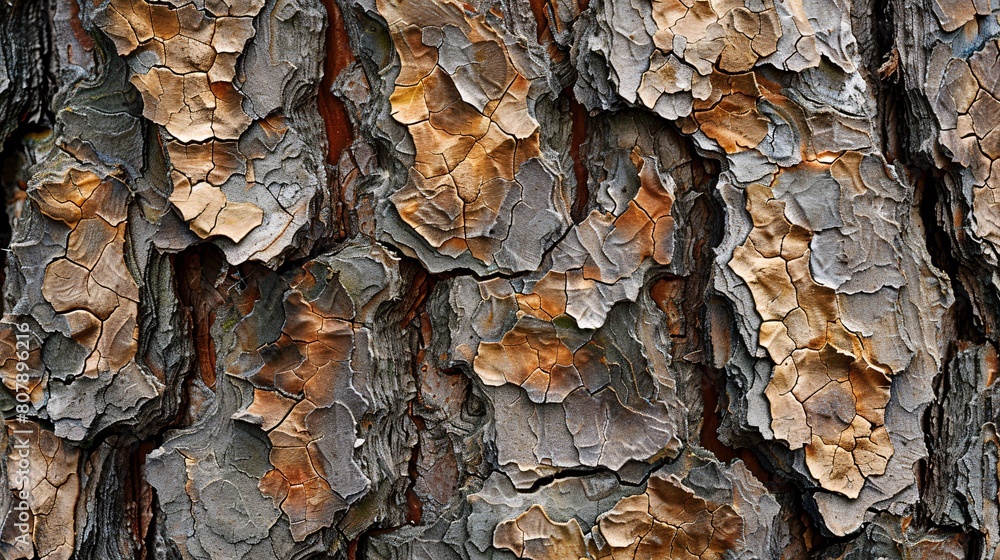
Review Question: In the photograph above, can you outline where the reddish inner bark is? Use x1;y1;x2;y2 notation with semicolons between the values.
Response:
318;0;355;165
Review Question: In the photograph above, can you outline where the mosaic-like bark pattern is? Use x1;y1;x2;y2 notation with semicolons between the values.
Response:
98;0;265;242
377;0;574;275
1;424;80;560
0;0;994;558
34;168;139;382
96;0;329;266
493;473;745;560
474;148;675;402
230;247;401;541
576;0;951;534
730;178;893;499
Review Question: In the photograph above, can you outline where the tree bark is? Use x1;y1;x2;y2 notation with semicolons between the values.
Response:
0;0;993;558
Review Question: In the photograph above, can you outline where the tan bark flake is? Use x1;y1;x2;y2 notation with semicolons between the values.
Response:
729;177;893;499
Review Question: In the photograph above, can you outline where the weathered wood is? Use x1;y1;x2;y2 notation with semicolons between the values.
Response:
0;0;994;558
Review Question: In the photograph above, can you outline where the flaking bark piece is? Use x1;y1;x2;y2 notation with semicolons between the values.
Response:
1;423;81;560
95;0;328;265
729;178;892;499
492;455;774;560
378;0;571;275
32;168;140;383
229;242;403;542
473;149;675;403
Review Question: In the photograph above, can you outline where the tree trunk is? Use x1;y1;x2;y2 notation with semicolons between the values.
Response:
0;0;993;558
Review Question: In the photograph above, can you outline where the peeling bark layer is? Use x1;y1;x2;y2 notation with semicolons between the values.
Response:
0;0;995;558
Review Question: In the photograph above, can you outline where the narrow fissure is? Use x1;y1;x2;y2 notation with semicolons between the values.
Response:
917;169;984;344
0;0;52;324
698;365;771;483
319;0;358;241
171;246;227;396
0;130;32;315
566;88;590;224
345;265;437;557
401;269;436;527
318;0;357;167
872;0;903;164
127;439;156;560
405;268;438;530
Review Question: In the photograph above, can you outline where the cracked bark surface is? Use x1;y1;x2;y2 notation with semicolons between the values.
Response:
0;0;995;558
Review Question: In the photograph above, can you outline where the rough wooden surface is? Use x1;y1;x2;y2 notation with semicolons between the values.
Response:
0;0;996;558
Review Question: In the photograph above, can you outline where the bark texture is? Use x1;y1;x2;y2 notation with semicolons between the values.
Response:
0;0;994;558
